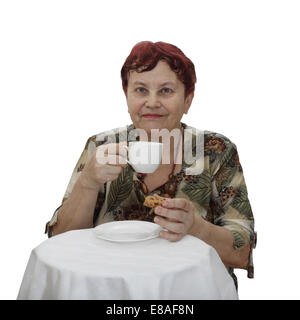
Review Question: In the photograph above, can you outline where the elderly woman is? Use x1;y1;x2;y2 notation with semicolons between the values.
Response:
45;41;256;290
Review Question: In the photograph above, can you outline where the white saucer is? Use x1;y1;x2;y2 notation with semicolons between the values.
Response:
93;220;163;242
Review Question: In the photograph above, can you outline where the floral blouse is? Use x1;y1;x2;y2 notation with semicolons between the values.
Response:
45;122;257;289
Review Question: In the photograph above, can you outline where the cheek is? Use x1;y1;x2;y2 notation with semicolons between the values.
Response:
127;97;141;113
165;101;184;116
128;104;143;115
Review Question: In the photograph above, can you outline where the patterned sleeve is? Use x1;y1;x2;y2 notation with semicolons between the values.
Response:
44;135;106;238
210;140;257;278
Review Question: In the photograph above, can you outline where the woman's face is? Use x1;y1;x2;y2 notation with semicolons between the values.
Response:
126;60;194;135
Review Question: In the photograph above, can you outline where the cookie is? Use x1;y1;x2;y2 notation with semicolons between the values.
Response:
143;194;166;208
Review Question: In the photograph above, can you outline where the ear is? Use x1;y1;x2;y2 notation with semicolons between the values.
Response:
184;92;194;114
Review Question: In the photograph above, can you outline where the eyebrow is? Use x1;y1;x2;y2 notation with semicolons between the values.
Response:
133;81;176;87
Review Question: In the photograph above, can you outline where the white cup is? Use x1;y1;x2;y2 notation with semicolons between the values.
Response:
123;142;163;173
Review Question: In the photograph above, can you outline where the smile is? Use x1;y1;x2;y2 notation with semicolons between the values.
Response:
142;114;165;120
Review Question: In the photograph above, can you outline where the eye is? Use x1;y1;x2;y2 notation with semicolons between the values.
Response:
161;88;173;94
136;87;146;93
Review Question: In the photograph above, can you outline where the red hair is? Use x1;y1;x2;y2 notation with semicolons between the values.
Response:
121;41;197;99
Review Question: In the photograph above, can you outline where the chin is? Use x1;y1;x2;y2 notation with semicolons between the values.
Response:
144;123;165;132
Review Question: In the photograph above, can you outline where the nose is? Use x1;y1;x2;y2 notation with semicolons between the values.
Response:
145;92;162;108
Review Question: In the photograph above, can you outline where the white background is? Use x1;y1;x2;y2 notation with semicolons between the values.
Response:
0;0;299;300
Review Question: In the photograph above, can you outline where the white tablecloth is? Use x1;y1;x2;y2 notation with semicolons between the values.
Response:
17;228;238;300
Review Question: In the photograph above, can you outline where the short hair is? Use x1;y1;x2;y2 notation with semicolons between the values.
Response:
121;41;197;99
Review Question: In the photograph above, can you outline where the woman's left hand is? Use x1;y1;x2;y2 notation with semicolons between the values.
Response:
154;198;196;242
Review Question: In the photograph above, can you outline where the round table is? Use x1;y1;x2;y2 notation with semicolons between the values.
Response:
17;228;238;300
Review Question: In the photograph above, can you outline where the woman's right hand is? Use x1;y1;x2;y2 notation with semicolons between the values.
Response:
79;141;128;190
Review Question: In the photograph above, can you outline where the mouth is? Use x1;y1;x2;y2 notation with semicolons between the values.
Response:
142;114;165;120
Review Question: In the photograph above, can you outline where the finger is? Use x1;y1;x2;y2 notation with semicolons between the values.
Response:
101;174;120;183
154;206;186;222
96;145;109;162
102;164;123;175
154;215;185;234
159;229;183;242
162;198;192;212
106;155;128;166
98;142;128;157
116;141;128;158
106;142;128;158
96;154;127;167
